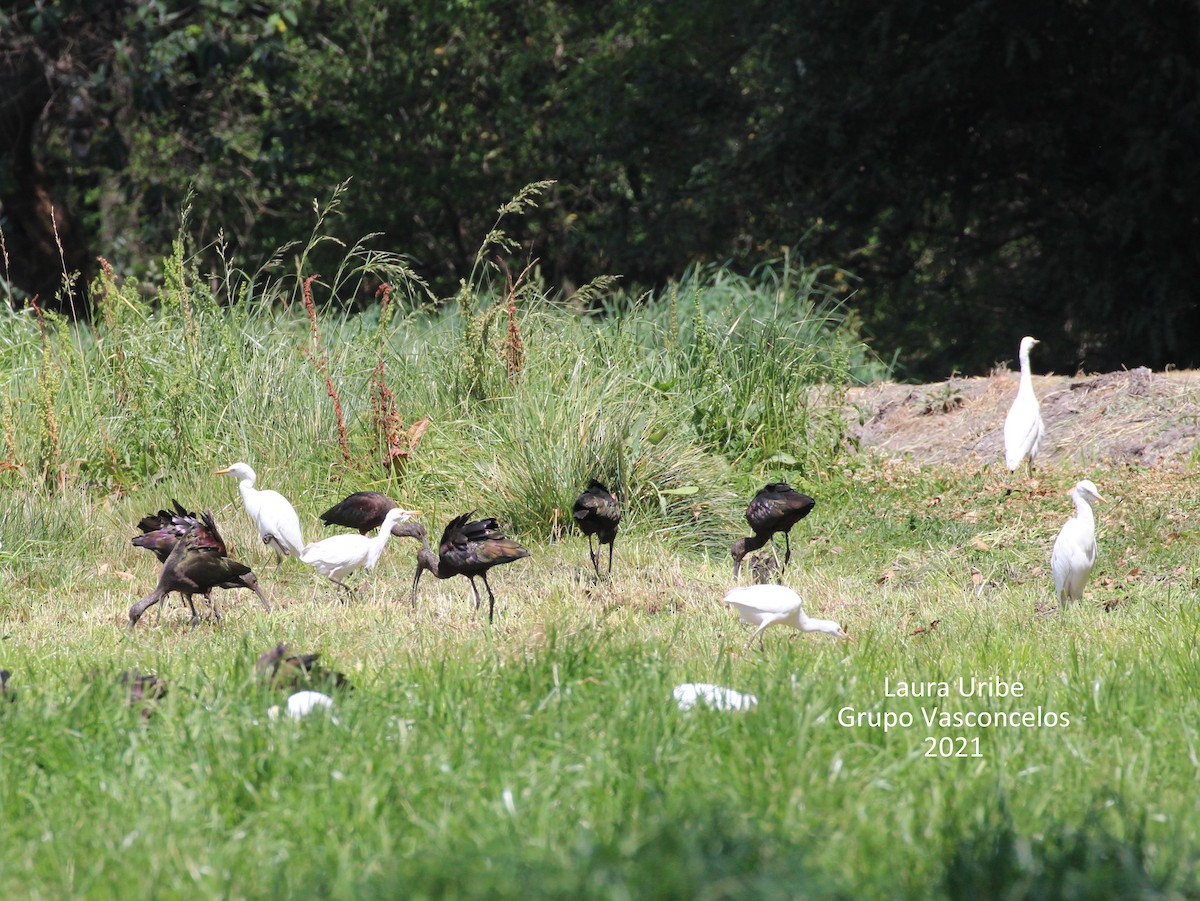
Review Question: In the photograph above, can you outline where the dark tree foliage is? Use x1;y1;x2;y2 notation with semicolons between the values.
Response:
1;0;1198;377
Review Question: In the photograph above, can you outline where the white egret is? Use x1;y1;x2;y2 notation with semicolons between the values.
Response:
299;506;419;597
215;462;306;564
1051;479;1104;608
672;683;758;712
1003;336;1046;474
723;584;849;651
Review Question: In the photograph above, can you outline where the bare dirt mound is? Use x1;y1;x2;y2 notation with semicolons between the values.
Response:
847;367;1200;468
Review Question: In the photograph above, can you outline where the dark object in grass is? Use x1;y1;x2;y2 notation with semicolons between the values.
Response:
411;512;529;624
256;643;351;691
1;668;12;703
120;670;167;719
128;515;269;628
573;479;621;578
731;483;816;578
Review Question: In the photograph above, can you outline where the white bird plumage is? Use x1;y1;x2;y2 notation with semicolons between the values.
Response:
216;462;305;564
1051;479;1104;607
1004;336;1046;474
268;690;336;722
722;585;849;651
299;506;418;596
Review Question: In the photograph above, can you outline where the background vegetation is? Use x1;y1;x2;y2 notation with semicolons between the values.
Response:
3;0;1199;378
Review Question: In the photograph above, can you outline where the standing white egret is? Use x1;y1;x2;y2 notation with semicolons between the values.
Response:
299;506;419;598
722;585;849;651
1003;336;1046;475
1051;479;1104;608
215;462;305;564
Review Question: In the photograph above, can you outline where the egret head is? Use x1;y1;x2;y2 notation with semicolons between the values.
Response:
381;507;421;528
215;462;255;482
1073;479;1103;504
1019;336;1040;356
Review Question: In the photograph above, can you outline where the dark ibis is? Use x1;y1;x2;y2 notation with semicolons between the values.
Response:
128;515;268;628
119;670;168;718
256;642;351;691
411;512;529;624
132;505;270;620
298;506;419;599
573;479;621;578
731;482;816;578
319;490;422;538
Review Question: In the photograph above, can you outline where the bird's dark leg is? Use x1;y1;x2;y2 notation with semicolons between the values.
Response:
588;534;600;579
185;594;200;629
606;540;615;578
467;577;483;613
782;531;792;570
481;573;498;625
411;566;424;609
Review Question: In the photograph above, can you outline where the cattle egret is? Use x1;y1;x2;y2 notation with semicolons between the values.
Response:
723;584;849;650
299;506;418;598
411;512;529;623
215;462;305;564
1003;336;1046;474
128;516;268;628
256;643;350;691
672;683;758;712
573;479;621;578
732;483;816;578
1051;479;1104;607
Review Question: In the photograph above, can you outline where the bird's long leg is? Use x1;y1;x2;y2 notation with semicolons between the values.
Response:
332;578;356;604
481;573;498;624
606;540;615;578
467;577;484;613
411;566;424;609
185;594;200;629
586;534;600;579
782;531;793;570
744;623;769;652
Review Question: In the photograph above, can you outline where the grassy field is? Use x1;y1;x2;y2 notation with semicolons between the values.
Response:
1;209;1199;898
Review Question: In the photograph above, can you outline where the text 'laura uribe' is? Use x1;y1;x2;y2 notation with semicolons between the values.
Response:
836;676;1071;758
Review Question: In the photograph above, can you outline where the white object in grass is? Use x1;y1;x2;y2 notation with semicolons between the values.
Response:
722;584;849;651
269;690;336;722
215;462;305;564
1003;336;1046;474
673;683;758;712
1051;479;1104;607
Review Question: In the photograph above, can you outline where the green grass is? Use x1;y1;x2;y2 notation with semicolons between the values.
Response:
2;202;1199;898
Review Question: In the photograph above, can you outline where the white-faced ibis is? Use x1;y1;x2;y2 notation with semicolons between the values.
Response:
573;479;621;578
1004;336;1046;475
723;585;849;651
299;506;419;599
1051;479;1104;608
411;512;529;624
319;491;416;537
128;515;268;628
731;482;816;577
256;643;350;691
215;462;305;564
131;505;270;621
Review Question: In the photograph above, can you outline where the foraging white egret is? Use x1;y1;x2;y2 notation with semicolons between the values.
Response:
1003;336;1046;474
215;462;306;564
1051;479;1104;607
269;690;336;721
299;506;419;597
723;584;849;650
672;683;758;712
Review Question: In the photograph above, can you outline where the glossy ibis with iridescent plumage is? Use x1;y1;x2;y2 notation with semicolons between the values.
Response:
411;512;529;624
573;479;621;578
129;514;268;628
731;482;816;578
